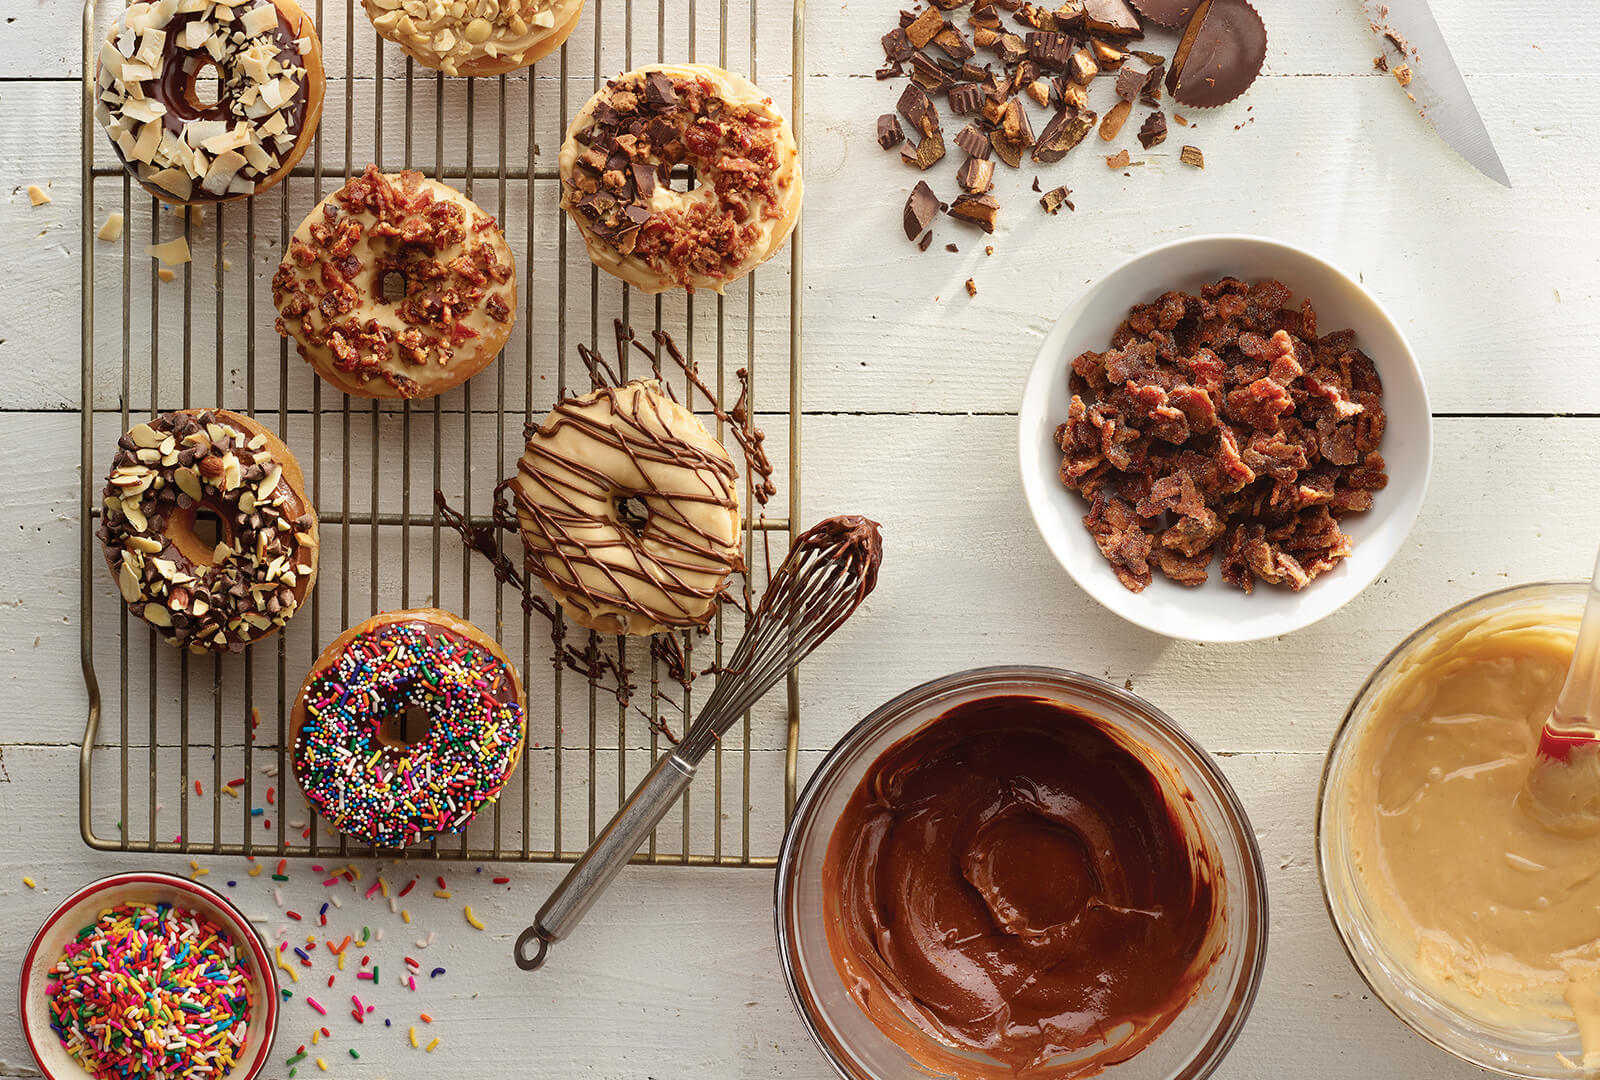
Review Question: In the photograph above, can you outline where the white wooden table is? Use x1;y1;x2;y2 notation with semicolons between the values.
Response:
2;0;1598;1075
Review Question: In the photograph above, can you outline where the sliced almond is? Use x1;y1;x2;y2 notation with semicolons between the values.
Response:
143;603;173;628
175;466;203;501
118;561;143;603
256;464;282;501
128;422;163;448
124;500;149;532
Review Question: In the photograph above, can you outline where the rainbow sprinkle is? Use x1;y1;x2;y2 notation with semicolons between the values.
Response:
291;620;524;848
45;901;254;1080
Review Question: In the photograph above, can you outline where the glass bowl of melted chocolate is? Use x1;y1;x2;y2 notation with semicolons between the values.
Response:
776;666;1267;1080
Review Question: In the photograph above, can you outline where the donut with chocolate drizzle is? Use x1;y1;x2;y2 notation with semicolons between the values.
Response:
510;379;744;636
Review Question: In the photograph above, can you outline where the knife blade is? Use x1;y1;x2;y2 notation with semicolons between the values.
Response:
1360;0;1510;187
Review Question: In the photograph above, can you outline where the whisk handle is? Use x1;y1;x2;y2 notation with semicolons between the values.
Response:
514;752;696;971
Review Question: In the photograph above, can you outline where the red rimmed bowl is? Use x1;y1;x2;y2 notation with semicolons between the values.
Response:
20;871;279;1080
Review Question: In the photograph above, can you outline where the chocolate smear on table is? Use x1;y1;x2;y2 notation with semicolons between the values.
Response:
1166;0;1266;108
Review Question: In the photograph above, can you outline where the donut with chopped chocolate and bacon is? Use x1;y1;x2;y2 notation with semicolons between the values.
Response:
272;165;517;399
558;63;803;295
290;609;526;849
97;408;320;653
94;0;324;204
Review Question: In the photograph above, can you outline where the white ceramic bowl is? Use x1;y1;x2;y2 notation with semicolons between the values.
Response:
20;872;279;1080
1018;234;1432;643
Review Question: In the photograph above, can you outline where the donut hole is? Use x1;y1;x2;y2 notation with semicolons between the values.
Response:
168;503;236;568
378;269;407;304
378;704;433;749
186;61;223;111
614;495;650;537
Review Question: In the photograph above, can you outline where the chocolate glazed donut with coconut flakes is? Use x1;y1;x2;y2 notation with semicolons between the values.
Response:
510;380;744;636
95;0;325;204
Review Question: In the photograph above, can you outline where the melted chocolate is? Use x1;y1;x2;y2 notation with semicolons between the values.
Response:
823;695;1223;1078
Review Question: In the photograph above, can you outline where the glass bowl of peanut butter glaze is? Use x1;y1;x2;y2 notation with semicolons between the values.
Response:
776;666;1268;1080
1320;581;1600;1079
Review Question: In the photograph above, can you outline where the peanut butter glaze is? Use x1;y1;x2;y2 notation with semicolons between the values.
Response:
823;695;1224;1078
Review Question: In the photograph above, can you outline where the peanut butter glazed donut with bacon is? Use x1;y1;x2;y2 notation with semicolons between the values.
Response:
95;0;324;204
362;0;584;77
511;379;743;635
273;165;517;399
97;409;320;653
559;64;803;294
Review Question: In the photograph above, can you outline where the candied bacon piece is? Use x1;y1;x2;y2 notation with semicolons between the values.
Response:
1154;545;1211;586
1226;378;1295;431
1085;493;1154;592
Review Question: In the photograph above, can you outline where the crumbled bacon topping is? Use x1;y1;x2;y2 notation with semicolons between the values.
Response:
272;165;514;397
1056;277;1388;594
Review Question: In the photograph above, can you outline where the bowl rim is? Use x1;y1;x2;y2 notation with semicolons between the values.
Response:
1314;581;1587;1079
1016;231;1434;644
774;664;1270;1080
18;870;281;1080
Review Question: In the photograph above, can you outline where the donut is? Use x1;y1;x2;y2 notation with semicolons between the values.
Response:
94;0;325;204
97;409;320;653
362;0;584;77
289;609;527;848
509;379;743;635
272;165;518;400
558;64;803;294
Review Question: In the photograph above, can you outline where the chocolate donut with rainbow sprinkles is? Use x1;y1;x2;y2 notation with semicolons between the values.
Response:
290;609;527;848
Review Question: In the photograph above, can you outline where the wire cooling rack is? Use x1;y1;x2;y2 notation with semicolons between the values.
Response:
78;0;805;866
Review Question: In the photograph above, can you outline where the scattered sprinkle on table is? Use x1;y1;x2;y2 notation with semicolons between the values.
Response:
45;901;254;1080
23;875;36;888
463;905;484;930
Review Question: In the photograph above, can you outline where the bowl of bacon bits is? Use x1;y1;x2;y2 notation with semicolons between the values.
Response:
1019;235;1431;643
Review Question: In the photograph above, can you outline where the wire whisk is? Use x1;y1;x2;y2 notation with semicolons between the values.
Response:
515;515;883;971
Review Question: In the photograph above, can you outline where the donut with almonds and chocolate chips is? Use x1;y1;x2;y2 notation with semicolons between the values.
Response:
362;0;584;77
558;64;803;295
290;609;527;848
98;409;320;653
272;165;517;400
510;379;744;635
95;0;325;204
